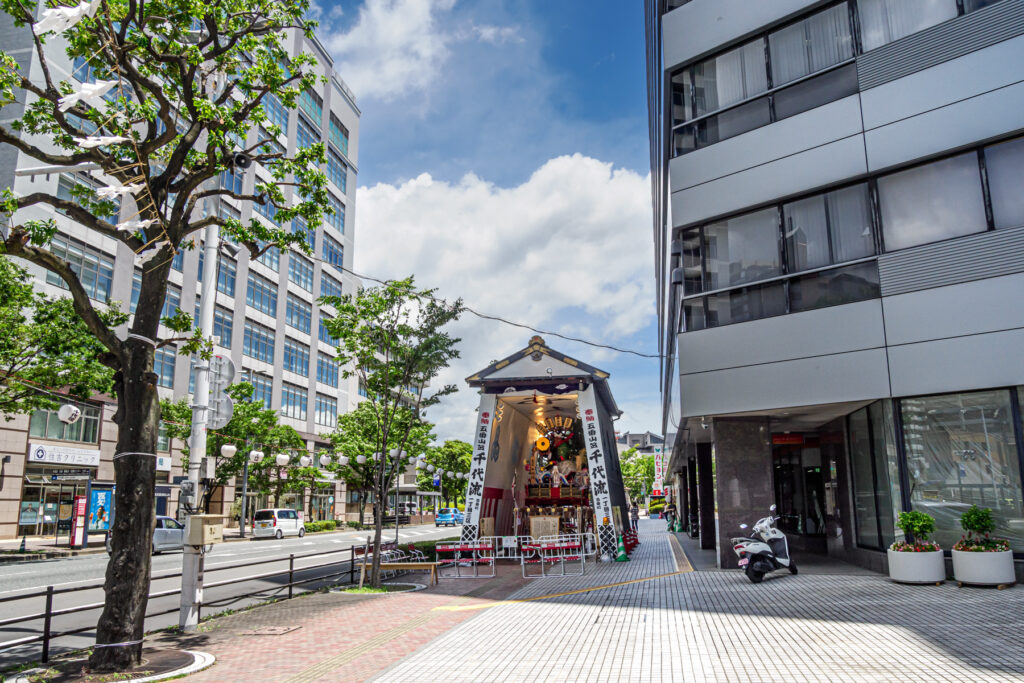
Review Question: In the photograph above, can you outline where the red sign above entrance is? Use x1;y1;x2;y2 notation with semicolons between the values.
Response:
772;434;805;445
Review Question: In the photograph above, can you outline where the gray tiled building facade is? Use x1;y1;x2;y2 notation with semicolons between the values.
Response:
0;15;364;539
647;0;1024;576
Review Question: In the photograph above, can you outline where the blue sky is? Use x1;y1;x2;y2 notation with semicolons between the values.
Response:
318;0;660;440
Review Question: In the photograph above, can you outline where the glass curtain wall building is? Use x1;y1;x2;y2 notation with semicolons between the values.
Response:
647;0;1024;577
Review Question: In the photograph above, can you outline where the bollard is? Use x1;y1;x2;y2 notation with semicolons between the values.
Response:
288;554;295;599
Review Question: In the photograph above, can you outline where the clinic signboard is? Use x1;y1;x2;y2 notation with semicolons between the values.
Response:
28;443;100;467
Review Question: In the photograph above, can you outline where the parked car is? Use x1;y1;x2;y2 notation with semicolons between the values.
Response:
436;508;464;527
105;515;184;555
252;508;306;539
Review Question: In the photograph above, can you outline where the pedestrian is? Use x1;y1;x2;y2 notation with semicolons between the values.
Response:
665;500;678;530
629;502;640;531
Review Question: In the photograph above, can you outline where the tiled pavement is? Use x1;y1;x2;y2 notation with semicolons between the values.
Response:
169;519;1024;682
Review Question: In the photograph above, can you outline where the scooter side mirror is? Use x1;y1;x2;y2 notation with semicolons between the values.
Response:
769;504;777;513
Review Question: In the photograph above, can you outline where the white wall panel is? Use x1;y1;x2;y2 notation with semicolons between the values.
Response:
679;348;890;417
662;0;825;69
865;79;1024;172
669;95;863;193
860;34;1024;130
882;273;1024;346
670;134;866;227
887;328;1024;397
678;299;885;375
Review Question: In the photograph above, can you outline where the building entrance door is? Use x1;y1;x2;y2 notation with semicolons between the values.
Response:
772;435;826;538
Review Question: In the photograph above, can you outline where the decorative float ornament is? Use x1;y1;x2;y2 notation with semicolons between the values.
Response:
536;436;551;452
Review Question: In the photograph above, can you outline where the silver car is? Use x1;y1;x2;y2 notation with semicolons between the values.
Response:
105;515;185;555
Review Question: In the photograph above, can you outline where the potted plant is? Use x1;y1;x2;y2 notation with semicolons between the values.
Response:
952;505;1015;588
887;510;945;585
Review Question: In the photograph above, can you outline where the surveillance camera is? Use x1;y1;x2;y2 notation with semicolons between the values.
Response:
700;420;709;430
58;404;82;425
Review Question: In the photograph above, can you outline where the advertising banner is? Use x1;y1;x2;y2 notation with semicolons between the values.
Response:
88;488;113;532
652;451;665;497
19;501;41;525
460;393;496;541
72;496;86;547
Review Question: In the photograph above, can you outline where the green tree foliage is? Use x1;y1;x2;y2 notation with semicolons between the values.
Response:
324;401;434;526
0;0;331;665
0;257;123;417
321;277;463;587
161;383;305;510
620;447;655;502
417;440;471;507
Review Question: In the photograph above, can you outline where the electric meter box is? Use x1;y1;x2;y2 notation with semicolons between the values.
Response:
186;514;224;545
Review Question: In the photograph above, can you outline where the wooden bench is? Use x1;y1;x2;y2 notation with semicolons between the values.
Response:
358;561;440;588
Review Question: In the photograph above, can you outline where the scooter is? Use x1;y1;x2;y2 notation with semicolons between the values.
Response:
731;504;797;583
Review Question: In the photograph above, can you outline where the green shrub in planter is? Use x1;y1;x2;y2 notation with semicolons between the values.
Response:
304;520;338;533
954;505;1010;552
891;511;939;552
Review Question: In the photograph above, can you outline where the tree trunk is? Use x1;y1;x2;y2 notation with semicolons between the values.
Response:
89;345;158;671
358;492;365;527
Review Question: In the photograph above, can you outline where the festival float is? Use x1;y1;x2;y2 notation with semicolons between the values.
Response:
459;336;628;560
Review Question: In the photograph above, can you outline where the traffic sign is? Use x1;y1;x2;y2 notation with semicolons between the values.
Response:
207;354;235;430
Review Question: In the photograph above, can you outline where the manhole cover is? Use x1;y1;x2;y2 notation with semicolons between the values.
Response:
238;625;301;636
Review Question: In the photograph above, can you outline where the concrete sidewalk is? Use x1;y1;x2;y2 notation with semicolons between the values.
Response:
155;519;1024;682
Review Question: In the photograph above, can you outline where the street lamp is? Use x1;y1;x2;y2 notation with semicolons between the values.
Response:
299;454;312;467
337;455;349;466
275;453;290;467
239;449;263;538
319;454;331;467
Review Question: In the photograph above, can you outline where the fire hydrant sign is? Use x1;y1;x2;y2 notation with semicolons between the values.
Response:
461;393;496;542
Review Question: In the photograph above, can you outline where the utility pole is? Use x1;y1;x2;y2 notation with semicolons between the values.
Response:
179;220;219;631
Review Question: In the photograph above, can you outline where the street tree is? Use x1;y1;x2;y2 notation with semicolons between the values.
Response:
417;440;471;508
0;257;123;417
161;383;305;513
620;447;655;502
321;277;462;587
324;401;434;527
0;0;330;668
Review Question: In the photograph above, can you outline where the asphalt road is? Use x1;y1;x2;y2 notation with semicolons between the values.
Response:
0;523;462;669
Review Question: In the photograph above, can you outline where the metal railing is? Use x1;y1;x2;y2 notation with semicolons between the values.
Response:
0;541;395;664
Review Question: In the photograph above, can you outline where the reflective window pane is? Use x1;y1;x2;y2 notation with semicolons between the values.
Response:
878;152;987;251
848;407;880;548
826;183;876;263
704;208;781;290
902;390;1024;550
784;196;831;272
712;97;771;141
788;262;880;313
681;228;703;295
858;0;957;51
671;70;692;126
705;282;785;327
769;3;853;87
984;137;1024;230
773;63;858;120
964;0;1002;10
693;39;768;117
683;299;706;332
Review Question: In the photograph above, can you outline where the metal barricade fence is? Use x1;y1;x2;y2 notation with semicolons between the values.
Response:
435;539;496;578
521;533;586;578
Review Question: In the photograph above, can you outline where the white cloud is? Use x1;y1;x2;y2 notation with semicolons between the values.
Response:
325;0;457;102
471;24;523;45
354;154;654;440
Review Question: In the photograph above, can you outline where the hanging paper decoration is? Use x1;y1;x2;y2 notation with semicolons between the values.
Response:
58;80;118;112
33;0;101;35
77;135;130;149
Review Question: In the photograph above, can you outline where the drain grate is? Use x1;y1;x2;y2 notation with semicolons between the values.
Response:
238;625;302;636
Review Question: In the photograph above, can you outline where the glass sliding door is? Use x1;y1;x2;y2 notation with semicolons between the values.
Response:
847;402;902;549
849;407;881;548
901;389;1024;550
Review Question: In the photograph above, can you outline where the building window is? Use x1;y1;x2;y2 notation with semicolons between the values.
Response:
321;273;343;300
329;114;349;157
318;313;339;345
358;380;368;398
877;152;987;251
705;281;786;328
171;250;184;271
315;393;337;427
246;371;273;409
213;306;233;347
691;39;767;120
901;389;1023;550
322;234;344;270
293;216;315;251
161;282;182;320
217;257;236;296
157;422;170;452
246;272;278;315
130;270;142;314
258;244;280;271
983;137;1024;230
783;183;875;272
256;126;285;157
263;93;289;131
858;0;957;52
326;194;345;234
243;320;275;363
46;235;114;302
296;114;319;150
285;295;312;334
56;173;120;221
317;356;339;387
221;168;244;195
29;401;101;444
281;382;307;420
704;208;781;290
788;262;880;314
299;89;323;124
283;338;310;376
288;254;313;292
327;148;347;192
768;3;853;87
254;198;281;227
847;402;901;550
154;346;176;388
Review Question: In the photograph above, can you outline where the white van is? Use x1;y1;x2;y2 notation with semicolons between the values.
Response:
252;508;305;539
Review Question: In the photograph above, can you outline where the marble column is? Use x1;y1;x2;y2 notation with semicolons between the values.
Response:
712;417;773;569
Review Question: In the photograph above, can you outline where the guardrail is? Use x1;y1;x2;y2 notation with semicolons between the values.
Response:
0;541;388;664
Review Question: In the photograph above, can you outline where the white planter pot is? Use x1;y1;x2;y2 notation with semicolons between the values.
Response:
951;549;1016;587
886;548;945;585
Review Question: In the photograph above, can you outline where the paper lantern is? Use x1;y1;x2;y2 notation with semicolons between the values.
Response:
356;454;367;464
319;454;331;467
275;453;290;467
338;455;349;466
299;455;312;467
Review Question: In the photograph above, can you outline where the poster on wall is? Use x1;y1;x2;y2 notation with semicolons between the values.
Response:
19;501;41;525
88;489;112;532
